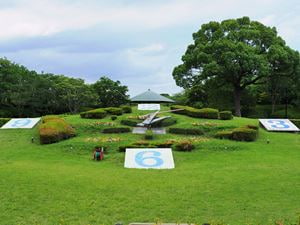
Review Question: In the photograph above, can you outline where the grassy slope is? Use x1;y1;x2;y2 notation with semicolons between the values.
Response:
0;106;299;225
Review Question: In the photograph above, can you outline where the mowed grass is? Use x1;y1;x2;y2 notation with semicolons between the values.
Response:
0;107;299;225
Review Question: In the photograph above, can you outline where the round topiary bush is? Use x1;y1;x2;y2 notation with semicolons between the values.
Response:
219;111;233;120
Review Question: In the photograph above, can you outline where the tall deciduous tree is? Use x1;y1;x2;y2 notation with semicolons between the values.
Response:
172;17;299;116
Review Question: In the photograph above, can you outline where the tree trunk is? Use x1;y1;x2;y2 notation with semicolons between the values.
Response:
234;87;242;117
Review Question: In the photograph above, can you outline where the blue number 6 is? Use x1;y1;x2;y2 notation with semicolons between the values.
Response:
268;120;290;129
135;151;164;168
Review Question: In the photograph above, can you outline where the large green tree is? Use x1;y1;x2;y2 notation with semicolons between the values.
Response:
92;76;129;107
173;17;299;116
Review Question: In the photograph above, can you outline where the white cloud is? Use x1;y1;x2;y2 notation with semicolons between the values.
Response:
1;0;299;96
1;0;296;41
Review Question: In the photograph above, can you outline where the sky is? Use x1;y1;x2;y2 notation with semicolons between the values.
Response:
0;0;299;97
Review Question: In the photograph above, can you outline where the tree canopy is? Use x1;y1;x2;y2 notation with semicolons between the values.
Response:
92;76;129;107
0;58;129;117
173;17;300;116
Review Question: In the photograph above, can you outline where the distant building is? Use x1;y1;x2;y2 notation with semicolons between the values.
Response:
130;89;175;103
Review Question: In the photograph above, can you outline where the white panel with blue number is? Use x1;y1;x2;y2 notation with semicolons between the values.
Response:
259;119;299;132
1;118;41;129
124;148;175;169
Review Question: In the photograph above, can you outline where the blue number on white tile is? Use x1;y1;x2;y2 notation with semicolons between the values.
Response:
11;119;31;128
135;151;164;168
268;120;290;129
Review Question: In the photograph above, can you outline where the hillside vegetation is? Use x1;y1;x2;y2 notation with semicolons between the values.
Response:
0;106;299;224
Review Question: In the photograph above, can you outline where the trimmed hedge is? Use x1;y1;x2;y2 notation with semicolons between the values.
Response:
244;124;259;130
231;127;258;142
121;105;132;113
174;140;195;152
120;119;140;127
196;108;219;119
80;109;107;119
153;140;175;148
215;130;233;139
102;127;131;133
170;105;219;119
80;107;123;119
170;105;188;114
104;107;123;116
39;117;75;144
219;111;233;120
0;118;10;127
215;124;259;142
169;127;204;135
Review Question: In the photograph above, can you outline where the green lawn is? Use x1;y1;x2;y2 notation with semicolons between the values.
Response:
0;107;299;225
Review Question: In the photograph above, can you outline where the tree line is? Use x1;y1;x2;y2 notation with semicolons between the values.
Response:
0;58;129;117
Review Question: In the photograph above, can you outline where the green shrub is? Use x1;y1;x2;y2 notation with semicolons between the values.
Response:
120;119;140;127
111;116;117;121
170;105;188;114
174;140;195;152
121;105;132;113
39;117;75;144
102;127;131;133
0;118;10;127
104;107;123;116
170;105;219;119
231;128;258;142
145;129;154;140
244;124;259;130
215;130;233;139
219;111;233;120
197;108;219;119
169;127;204;135
153;140;175;148
80;109;107;119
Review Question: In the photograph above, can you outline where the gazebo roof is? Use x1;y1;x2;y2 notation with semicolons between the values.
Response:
130;89;175;103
